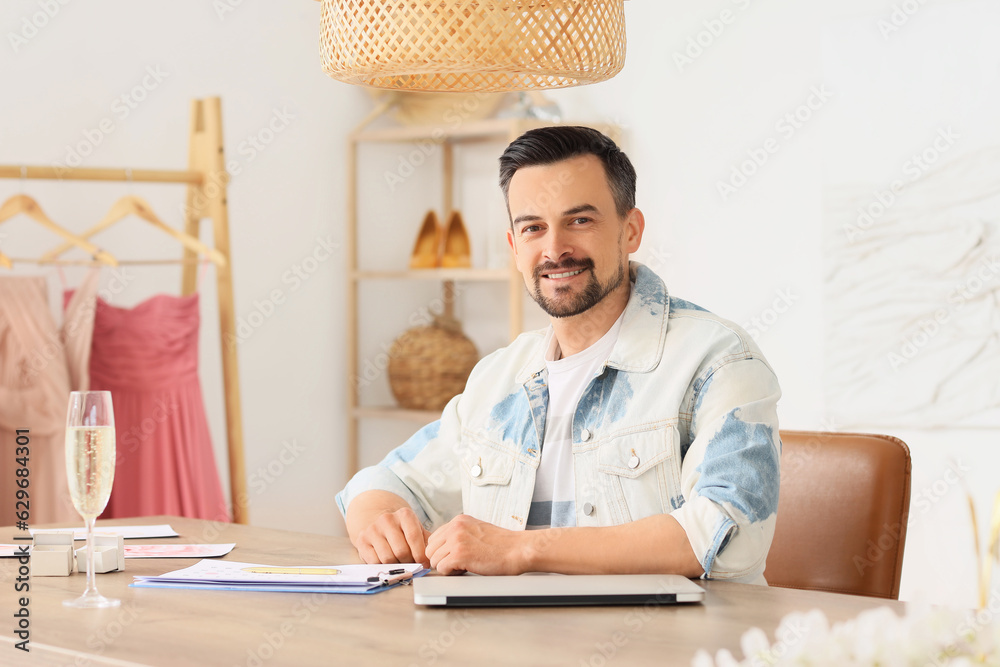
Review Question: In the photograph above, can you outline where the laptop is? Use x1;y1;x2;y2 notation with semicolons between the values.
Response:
413;573;705;607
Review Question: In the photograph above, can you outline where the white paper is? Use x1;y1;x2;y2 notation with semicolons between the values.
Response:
124;543;235;558
2;541;235;559
30;524;180;540
0;545;29;558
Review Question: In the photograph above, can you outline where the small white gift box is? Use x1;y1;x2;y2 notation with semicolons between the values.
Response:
31;532;75;576
75;534;125;573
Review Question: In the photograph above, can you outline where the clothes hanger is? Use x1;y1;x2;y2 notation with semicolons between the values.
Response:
0;193;118;268
0;235;10;269
41;194;227;267
0;167;22;268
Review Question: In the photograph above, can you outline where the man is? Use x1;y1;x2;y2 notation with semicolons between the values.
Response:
337;126;781;583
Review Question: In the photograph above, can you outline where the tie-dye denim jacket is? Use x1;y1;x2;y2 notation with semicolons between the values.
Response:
337;262;782;583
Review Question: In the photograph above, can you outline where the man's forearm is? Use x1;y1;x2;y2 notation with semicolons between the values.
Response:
344;490;411;545
520;514;703;577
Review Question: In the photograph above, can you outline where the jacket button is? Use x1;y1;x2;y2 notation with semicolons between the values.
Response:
580;429;592;442
470;463;482;478
627;448;640;469
583;502;595;516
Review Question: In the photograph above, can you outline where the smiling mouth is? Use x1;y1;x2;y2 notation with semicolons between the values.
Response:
544;268;586;279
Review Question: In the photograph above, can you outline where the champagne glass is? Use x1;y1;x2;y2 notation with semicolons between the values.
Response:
63;391;120;608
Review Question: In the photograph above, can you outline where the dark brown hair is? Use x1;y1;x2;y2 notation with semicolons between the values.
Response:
498;126;636;218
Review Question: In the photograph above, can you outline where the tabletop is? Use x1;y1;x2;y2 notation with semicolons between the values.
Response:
1;516;910;666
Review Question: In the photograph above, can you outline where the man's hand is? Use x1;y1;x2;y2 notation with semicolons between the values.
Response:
345;490;431;567
347;492;703;578
354;506;431;567
426;514;528;575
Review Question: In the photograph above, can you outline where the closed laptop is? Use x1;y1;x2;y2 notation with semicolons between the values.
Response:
413;573;705;607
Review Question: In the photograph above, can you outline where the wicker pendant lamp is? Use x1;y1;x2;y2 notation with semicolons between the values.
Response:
319;0;628;93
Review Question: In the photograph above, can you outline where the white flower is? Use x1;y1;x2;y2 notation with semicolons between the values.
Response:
689;598;1000;667
740;627;772;664
692;649;716;667
713;649;741;667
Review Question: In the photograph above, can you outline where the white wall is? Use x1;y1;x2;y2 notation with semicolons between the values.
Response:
2;0;994;608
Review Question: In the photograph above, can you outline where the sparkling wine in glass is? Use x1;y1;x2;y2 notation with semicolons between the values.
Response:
63;391;120;608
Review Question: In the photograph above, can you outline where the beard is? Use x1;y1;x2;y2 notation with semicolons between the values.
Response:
530;257;626;318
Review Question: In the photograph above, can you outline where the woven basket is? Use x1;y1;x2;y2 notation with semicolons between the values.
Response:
366;89;509;126
387;316;479;411
320;0;627;92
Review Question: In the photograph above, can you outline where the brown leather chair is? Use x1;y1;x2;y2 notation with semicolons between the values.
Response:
764;430;912;599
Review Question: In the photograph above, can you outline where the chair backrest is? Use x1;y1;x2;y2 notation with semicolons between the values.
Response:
764;430;912;599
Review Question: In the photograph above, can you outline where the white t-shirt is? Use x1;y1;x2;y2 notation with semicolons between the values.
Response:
525;308;627;530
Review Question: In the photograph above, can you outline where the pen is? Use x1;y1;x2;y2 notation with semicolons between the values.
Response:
367;568;407;583
379;571;414;587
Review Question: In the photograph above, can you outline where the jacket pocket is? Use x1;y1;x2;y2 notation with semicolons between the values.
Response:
597;424;682;525
461;434;517;525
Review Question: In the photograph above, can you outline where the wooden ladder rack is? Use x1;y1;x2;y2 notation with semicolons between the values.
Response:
0;97;248;524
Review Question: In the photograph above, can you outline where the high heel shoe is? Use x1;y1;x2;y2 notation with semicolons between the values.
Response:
409;210;442;269
440;210;471;268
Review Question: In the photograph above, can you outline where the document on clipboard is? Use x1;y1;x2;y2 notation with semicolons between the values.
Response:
131;559;426;594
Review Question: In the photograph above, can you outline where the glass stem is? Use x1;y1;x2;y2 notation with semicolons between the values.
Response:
83;515;98;596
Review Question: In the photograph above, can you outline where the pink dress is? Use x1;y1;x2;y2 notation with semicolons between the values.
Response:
0;271;99;526
84;292;230;522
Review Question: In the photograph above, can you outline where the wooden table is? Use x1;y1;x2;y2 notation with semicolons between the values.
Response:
1;516;909;666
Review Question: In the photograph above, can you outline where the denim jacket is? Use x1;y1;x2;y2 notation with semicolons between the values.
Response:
337;262;782;583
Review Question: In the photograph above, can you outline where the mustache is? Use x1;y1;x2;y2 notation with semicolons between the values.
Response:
533;257;594;281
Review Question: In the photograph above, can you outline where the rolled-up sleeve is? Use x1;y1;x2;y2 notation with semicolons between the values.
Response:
671;356;781;583
335;394;465;530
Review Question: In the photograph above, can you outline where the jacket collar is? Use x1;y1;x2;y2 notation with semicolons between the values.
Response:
515;261;669;383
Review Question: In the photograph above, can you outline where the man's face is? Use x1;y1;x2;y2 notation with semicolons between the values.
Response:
506;154;642;318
